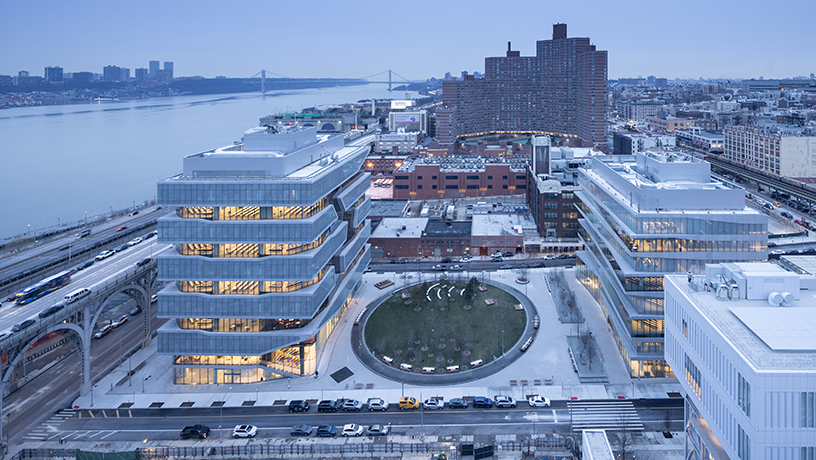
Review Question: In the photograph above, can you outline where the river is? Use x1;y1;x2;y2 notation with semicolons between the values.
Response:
0;84;404;240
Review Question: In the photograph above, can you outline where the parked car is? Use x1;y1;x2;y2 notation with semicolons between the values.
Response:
389;259;399;264
342;423;364;437
343;399;363;411
399;396;419;410
472;397;493;408
288;400;310;412
500;264;512;269
316;425;337;437
767;242;777;248
0;331;12;341
528;396;551;407
450;265;463;271
423;398;444;410
114;244;129;253
503;252;514;258
112;315;128;328
441;257;452;263
143;231;156;240
93;324;112;339
495;396;517;408
12;319;36;333
180;425;210;439
459;258;470;263
95;250;114;261
317;400;341;412
398;258;409;264
432;264;445;271
128;237;143;246
368;398;389;411
232;425;257;438
367;424;389;436
39;304;64;319
129;305;142;316
781;211;793;219
290;425;312;436
448;398;469;409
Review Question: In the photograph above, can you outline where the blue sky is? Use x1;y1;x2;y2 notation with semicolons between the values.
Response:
2;0;814;81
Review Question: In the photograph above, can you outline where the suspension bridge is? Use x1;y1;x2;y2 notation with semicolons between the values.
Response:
246;69;416;92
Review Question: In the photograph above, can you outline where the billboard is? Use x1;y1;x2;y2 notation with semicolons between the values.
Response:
394;114;419;124
390;100;414;109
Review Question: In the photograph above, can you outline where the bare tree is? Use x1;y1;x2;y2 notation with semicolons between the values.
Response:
610;413;636;460
579;329;599;370
514;265;529;283
663;408;673;433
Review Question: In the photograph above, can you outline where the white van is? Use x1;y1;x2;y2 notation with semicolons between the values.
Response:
64;288;91;304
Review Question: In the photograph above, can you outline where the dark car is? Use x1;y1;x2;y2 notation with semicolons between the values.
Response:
143;232;156;240
129;305;142;316
115;244;129;253
389;259;399;264
180;425;210;439
288;400;310;413
75;260;95;271
398;258;409;264
503;252;514;258
316;425;337;437
367;424;389;436
39;304;64;319
441;257;452;264
136;257;152;267
473;396;493;408
154;206;163;211
317;400;341;412
781;211;793;219
290;424;312;436
12;319;36;333
59;245;70;251
448;397;469;409
115;226;128;232
129;210;139;216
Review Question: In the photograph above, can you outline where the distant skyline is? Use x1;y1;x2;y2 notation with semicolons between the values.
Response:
2;0;814;82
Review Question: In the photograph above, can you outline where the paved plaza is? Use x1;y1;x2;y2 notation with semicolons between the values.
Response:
72;266;679;411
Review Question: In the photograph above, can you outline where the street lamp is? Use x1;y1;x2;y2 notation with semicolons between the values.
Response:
419;390;425;440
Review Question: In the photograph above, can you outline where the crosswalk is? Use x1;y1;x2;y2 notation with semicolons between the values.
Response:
567;400;644;431
23;409;77;442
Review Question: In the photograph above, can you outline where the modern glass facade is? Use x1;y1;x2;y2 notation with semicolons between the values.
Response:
157;125;370;384
575;152;767;378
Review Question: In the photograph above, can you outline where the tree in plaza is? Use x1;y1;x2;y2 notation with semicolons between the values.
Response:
514;265;529;283
579;328;599;370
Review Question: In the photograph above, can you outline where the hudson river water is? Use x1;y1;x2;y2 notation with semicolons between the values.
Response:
0;84;402;240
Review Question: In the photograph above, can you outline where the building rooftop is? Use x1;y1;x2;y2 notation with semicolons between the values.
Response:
584;152;758;213
368;200;409;218
370;217;428;238
424;221;471;238
666;262;816;371
396;155;530;173
471;214;535;237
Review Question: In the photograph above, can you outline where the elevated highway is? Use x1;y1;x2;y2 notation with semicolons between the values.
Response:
0;241;169;442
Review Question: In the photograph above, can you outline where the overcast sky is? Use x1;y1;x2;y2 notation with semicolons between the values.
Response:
2;0;814;81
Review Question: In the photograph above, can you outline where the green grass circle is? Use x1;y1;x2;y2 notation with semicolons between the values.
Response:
364;278;527;371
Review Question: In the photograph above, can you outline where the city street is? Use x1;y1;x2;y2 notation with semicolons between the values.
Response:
26;399;681;443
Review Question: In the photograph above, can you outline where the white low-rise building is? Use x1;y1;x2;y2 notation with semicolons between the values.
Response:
665;263;816;460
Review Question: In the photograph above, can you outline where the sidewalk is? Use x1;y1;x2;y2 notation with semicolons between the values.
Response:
72;267;680;411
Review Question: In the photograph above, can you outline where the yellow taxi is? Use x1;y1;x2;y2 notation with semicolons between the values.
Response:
773;202;781;207
399;396;419;410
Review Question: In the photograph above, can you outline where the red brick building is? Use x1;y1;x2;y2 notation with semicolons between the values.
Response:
392;156;529;200
363;154;409;177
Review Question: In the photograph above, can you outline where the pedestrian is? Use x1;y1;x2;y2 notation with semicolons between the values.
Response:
314;370;319;379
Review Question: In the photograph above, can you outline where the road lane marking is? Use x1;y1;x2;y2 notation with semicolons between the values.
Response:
88;410;94;418
552;409;557;423
128;410;132;418
116;410;119;418
101;431;117;439
103;410;107;418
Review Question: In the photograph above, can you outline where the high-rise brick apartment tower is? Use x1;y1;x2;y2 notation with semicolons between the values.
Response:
442;24;607;148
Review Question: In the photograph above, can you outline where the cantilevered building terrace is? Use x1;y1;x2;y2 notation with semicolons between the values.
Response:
576;150;767;378
156;125;371;384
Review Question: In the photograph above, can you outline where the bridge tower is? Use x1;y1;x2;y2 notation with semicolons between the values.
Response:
261;70;266;93
388;69;392;91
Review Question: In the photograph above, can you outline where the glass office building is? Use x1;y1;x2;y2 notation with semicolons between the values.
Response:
575;151;766;378
156;125;371;384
